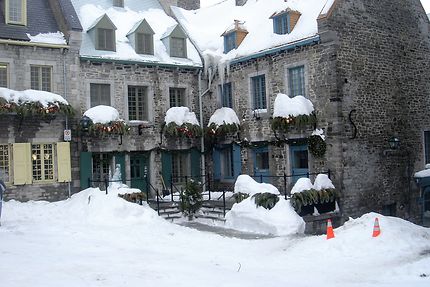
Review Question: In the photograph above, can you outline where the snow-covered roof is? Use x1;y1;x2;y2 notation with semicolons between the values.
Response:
0;87;68;106
173;0;335;65
208;107;240;127
165;107;200;126
70;0;202;67
84;105;121;124
26;32;67;45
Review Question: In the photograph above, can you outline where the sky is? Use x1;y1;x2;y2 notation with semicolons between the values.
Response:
200;0;430;13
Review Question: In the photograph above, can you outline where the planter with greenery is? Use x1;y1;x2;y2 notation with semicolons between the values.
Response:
88;120;130;137
206;122;240;139
290;188;338;216
232;192;250;203
179;180;203;219
252;193;280;210
164;122;202;139
271;112;317;133
0;99;74;117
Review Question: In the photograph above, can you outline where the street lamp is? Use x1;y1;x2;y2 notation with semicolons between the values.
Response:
80;115;93;132
388;136;400;150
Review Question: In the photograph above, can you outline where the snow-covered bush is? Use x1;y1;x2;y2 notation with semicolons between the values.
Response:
180;180;203;219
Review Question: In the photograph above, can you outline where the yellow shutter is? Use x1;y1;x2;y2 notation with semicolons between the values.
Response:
57;142;71;182
13;143;32;185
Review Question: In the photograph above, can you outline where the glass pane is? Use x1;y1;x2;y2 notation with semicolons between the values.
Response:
30;66;40;90
8;0;23;23
425;131;430;164
171;37;185;58
31;144;42;181
293;150;308;169
289;66;305;97
0;64;7;87
256;151;269;170
0;144;10;183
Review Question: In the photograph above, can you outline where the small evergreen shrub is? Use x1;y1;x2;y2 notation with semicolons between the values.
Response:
179;180;203;218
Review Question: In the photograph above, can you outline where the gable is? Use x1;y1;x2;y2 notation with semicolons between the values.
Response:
126;19;155;36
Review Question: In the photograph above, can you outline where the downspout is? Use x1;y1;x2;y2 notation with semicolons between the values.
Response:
63;48;71;198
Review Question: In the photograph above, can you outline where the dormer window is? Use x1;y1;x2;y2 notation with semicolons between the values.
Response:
161;25;188;58
221;20;248;54
87;14;117;51
5;0;27;26
113;0;124;7
97;28;115;51
127;19;154;55
270;9;301;35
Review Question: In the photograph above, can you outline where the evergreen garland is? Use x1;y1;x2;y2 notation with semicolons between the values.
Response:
206;122;240;139
88;120;130;137
308;135;327;158
0;98;74;117
271;112;317;133
164;122;202;138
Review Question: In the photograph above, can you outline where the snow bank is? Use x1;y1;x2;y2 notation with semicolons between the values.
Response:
83;105;121;124
414;167;430;178
225;197;305;236
0;87;68;106
27;32;67;45
208;107;240;127
313;174;335;190
290;178;313;194
273;94;314;117
165;106;200;126
234;174;279;196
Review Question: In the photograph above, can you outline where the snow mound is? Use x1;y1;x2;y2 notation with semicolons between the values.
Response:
165;106;200;126
84;105;121;124
225;197;305;236
208;107;240;127
290;177;313;194
313;174;335;190
273;94;314;117
0;87;68;107
234;174;279;195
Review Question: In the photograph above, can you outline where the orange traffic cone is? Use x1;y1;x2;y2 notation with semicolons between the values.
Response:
372;217;381;237
326;219;335;240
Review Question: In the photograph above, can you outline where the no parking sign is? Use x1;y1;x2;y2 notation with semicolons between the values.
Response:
64;129;72;141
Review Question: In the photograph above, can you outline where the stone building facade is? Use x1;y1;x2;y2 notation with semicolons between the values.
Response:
0;0;82;201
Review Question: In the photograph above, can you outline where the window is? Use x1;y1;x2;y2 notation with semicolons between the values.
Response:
113;0;124;7
6;0;26;25
224;32;236;53
169;88;185;107
255;149;269;171
0;144;10;183
273;14;289;35
97;28;115;51
92;153;111;181
289;65;305;97
219;83;232;108
90;83;111;107
31;143;54;182
128;86;148;121
424;131;430;164
251;75;266;110
30;66;52;92
221;146;234;178
0;64;8;88
172;153;189;183
170;37;186;58
136;33;153;55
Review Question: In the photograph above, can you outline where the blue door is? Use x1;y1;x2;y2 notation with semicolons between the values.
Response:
290;144;309;183
253;146;270;183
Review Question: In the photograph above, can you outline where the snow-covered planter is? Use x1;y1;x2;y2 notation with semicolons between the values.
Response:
84;105;130;137
206;107;240;140
308;129;327;158
164;107;202;138
0;88;74;117
271;94;317;133
290;175;338;216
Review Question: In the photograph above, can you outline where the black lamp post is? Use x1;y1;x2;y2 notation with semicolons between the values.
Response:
388;136;400;150
80;115;93;132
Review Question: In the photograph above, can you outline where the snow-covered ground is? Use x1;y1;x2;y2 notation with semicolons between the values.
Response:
1;187;429;287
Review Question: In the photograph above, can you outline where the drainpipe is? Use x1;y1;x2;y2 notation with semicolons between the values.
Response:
63;48;71;198
198;70;213;192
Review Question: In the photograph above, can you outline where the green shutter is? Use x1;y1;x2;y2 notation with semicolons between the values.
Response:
80;151;92;189
161;151;172;188
190;148;201;179
115;153;126;183
57;142;71;182
233;143;242;179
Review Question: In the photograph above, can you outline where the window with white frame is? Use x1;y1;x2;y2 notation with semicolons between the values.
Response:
90;83;111;107
0;63;8;88
251;75;266;110
128;86;149;121
172;153;189;183
169;88;185;107
30;65;52;92
6;0;26;25
31;143;54;182
170;37;186;58
288;65;305;97
0;144;10;183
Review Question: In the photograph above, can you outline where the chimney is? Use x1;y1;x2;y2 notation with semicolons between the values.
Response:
235;0;247;6
159;0;200;16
